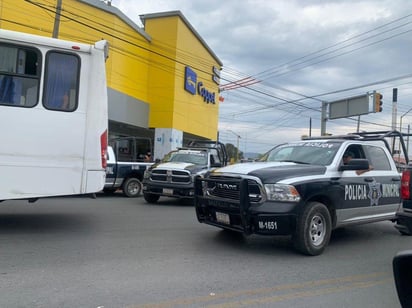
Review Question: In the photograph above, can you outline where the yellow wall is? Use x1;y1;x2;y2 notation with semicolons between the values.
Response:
145;15;221;140
145;16;179;128
0;1;55;36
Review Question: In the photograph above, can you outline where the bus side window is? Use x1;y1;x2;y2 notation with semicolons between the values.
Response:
0;46;18;105
0;75;14;103
0;45;40;107
25;85;38;106
43;52;79;111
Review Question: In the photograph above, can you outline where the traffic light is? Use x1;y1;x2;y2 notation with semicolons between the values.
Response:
374;92;383;112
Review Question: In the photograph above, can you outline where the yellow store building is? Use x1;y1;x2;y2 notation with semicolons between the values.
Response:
0;0;222;160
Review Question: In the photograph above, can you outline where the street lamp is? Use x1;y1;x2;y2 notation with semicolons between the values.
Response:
399;106;412;133
399;107;412;155
228;129;241;162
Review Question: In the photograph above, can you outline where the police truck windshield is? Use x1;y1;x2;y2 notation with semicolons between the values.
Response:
264;142;341;166
166;151;208;165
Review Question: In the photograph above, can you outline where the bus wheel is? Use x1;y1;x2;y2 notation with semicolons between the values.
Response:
122;178;142;198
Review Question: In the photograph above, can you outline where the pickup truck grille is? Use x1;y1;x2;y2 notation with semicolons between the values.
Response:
150;169;191;184
200;176;263;203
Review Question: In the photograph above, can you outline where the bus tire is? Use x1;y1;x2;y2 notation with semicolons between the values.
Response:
122;178;142;198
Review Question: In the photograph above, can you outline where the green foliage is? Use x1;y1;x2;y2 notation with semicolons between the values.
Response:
225;143;243;161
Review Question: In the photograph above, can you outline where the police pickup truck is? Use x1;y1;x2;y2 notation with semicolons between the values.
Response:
143;141;228;203
104;137;153;197
195;131;411;255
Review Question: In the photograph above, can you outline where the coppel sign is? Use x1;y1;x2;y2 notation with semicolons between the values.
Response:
184;66;216;104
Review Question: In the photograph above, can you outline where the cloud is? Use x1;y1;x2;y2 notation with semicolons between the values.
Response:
114;0;412;153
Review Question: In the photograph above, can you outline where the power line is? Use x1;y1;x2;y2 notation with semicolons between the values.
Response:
255;15;412;80
221;73;412;123
220;13;412;87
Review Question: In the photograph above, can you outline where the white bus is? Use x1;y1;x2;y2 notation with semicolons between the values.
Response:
0;29;109;201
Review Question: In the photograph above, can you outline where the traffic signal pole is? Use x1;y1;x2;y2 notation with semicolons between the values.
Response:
321;101;327;136
392;88;398;130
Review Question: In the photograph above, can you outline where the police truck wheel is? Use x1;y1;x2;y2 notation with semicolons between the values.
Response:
293;202;332;256
122;178;142;198
396;226;412;236
144;193;160;204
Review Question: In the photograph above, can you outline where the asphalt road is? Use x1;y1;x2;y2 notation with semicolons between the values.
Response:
0;194;410;308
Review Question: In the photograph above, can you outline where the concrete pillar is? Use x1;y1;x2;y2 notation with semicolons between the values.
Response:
154;128;183;161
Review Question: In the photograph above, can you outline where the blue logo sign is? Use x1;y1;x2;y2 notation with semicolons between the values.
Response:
184;66;216;104
184;66;197;95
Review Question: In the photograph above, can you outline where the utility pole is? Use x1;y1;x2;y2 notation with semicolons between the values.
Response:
399;106;412;135
309;117;312;137
52;0;63;38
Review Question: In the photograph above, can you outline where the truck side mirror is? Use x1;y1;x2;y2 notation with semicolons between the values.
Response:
339;158;370;171
393;250;412;307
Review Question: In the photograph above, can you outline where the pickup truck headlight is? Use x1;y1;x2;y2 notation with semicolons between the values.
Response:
264;184;301;202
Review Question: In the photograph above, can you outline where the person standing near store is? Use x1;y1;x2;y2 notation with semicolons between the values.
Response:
144;151;152;162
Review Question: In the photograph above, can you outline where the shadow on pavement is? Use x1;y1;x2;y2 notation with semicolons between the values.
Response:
0;213;93;234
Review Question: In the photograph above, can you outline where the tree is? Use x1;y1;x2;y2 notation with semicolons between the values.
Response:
225;143;243;162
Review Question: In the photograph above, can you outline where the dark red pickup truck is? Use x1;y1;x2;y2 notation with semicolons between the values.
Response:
396;168;412;235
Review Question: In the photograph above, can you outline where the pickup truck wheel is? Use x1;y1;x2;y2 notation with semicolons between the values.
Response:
293;202;332;256
122;178;142;198
395;219;412;236
144;193;160;204
397;227;412;236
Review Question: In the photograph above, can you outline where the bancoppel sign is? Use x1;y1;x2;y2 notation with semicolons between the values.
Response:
184;66;197;95
184;66;216;104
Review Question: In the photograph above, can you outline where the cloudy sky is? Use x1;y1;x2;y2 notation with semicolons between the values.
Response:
114;0;412;154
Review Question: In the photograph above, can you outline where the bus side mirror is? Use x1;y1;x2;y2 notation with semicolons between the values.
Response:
393;250;412;307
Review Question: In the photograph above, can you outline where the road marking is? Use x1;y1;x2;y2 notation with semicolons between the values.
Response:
205;278;393;307
130;272;392;308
